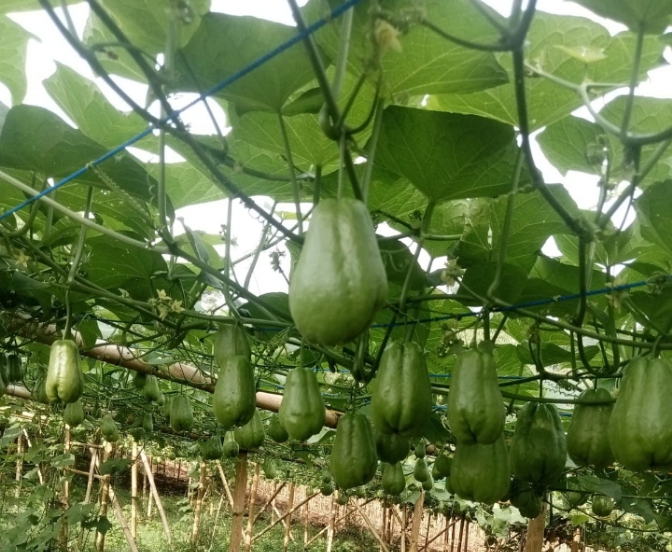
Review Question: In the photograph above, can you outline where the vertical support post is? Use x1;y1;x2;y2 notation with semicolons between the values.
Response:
283;481;296;552
244;462;261;552
229;452;249;551
131;441;138;539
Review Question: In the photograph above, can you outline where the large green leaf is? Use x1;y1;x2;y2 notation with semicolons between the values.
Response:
374;106;526;202
0;105;164;212
425;14;664;129
43;62;146;148
0;15;33;105
84;234;167;293
82;9;148;83
635;180;672;257
303;0;508;96
173;13;319;112
537;115;608;176
490;186;579;270
573;0;672;34
98;0;210;54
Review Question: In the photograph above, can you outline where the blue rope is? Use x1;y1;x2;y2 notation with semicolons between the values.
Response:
0;0;365;223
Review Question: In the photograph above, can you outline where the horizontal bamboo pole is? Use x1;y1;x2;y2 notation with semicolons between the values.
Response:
10;323;341;428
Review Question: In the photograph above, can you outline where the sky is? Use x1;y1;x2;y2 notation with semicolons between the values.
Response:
1;1;670;297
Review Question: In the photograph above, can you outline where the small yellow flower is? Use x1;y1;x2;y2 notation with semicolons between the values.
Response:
157;289;168;299
14;251;29;268
375;20;403;55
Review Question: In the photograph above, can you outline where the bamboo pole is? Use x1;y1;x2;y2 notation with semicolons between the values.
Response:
327;493;336;552
59;425;71;551
131;441;138;539
272;504;296;541
230;453;249;551
139;450;171;543
463;520;469;552
252;491;321;542
571;528;581;552
190;460;208;545
401;504;407;552
244;463;261;552
524;504;546;552
252;480;286;524
215;460;235;508
450;514;457;552
109;486;140;552
423;513;431;550
456;517;465;552
210;493;226;546
21;430;44;484
282;482;296;552
352;499;389;552
419;518;455;551
95;443;112;552
409;490;425;552
304;490;310;546
14;433;24;498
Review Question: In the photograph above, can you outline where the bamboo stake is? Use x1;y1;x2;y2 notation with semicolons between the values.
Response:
443;516;449;552
409;490;425;552
463;520;469;552
419;518;455;551
210;493;226;546
147;455;154;518
244;463;261;552
303;489;310;546
571;527;581;552
456;517;465;552
14;433;24;498
352;499;389;552
401;504;407;552
139;451;171;543
252;480;286;524
215;460;235;508
131;441;138;539
59;425;71;551
282;482;296;552
450;514;457;552
524;504;546;552
109;486;140;552
326;493;336;552
424;513;431;550
21;430;44;484
230;453;249;551
95;443;112;552
190;460;208;545
252;491;321;542
303;500;361;547
272;504;296;541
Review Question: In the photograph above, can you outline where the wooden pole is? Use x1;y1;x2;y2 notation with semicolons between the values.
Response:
401;504;407;552
571;527;581;552
59;425;71;551
456;517;465;552
524;503;546;552
229;452;249;551
326;493;336;552
253;491;322;542
109;486;140;552
463;520;469;552
139;451;171;543
14;433;24;498
131;441;138;539
352;499;389;552
252;481;286;524
423;512;431;550
95;442;112;552
304;489;310;546
190;460;208;545
450;514;457;552
244;462;261;552
282;482;296;552
216;460;235;508
409;490;425;552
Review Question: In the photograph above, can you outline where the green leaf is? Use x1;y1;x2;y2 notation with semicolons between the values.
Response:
84;234;167;293
458;262;529;305
0;105;162;210
537;116;609;176
635;180;672;257
573;0;672;34
51;453;75;469
374;106;526;202
43;62;146;148
99;0;210;54
571;513;591;526
425;15;664;129
628;287;672;332
0;15;33;105
577;474;623;501
173;13;319;112
490;186;579;271
304;0;508;96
